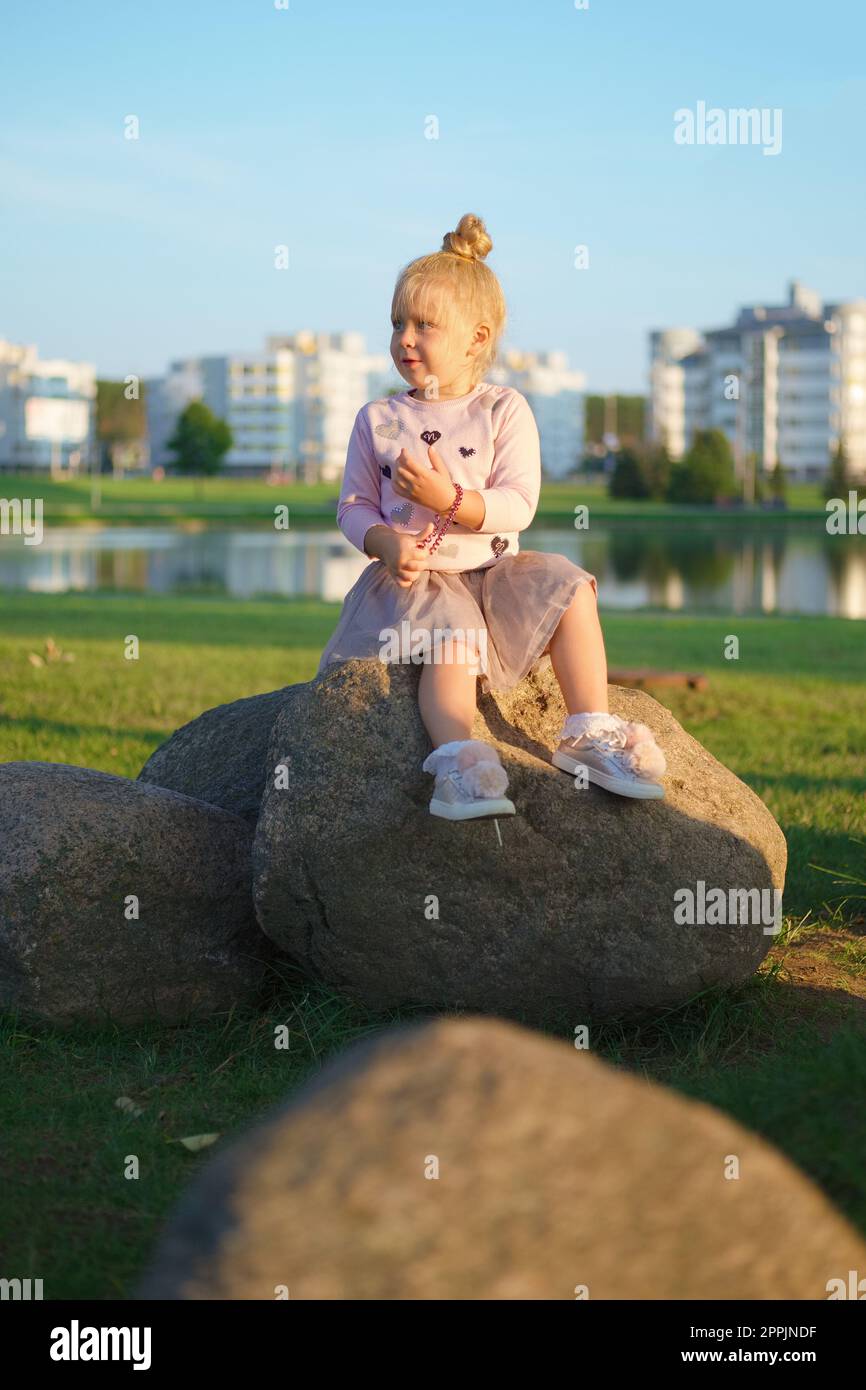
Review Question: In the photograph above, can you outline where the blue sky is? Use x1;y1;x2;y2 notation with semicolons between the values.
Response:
2;0;864;393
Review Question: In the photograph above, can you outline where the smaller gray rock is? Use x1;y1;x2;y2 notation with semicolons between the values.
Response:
138;685;298;825
0;762;273;1026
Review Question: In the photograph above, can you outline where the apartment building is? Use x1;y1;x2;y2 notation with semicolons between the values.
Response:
146;331;389;481
649;282;866;480
491;349;586;479
0;338;96;473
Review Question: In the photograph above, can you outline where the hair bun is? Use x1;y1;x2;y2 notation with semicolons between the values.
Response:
441;213;492;262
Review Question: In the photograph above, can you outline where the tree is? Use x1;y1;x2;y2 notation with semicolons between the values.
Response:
666;429;737;504
824;442;850;501
643;443;672;500
609;448;650;499
585;394;647;449
96;379;147;474
767;461;788;502
166;400;232;498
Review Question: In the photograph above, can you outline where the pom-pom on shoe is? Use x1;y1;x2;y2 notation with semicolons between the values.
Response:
551;713;666;800
423;738;516;821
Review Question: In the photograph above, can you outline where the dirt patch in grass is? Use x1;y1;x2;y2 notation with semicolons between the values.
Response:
772;924;866;996
761;924;866;1037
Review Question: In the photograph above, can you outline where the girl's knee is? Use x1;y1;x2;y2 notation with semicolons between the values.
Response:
423;643;481;679
430;629;485;673
546;552;597;594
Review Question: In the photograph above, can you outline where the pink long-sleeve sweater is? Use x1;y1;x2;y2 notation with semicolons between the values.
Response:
336;381;541;572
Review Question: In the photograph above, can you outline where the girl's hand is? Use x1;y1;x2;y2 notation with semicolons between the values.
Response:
392;444;456;514
381;523;437;587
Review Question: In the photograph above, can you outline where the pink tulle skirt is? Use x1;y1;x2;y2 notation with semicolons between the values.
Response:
316;549;598;695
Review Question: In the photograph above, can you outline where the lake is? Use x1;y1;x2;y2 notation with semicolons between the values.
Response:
0;522;864;618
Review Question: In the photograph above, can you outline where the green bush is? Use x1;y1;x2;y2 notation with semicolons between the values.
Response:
768;463;788;500
643;443;673;500
823;443;864;502
605;443;674;502
667;429;737;504
608;448;650;499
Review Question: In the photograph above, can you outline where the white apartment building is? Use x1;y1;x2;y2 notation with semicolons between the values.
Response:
0;338;96;473
491;349;586;479
146;332;389;482
649;282;866;480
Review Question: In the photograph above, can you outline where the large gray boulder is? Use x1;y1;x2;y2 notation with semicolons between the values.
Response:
0;763;272;1026
252;657;787;1022
138;685;295;825
136;1016;865;1300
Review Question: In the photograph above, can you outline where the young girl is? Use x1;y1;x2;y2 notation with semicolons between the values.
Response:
317;213;666;820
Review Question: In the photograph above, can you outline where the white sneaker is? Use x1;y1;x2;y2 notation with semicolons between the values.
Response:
552;713;666;800
423;739;516;821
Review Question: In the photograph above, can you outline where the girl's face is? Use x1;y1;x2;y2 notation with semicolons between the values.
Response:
390;293;486;397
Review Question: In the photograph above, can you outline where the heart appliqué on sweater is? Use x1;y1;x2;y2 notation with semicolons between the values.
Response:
491;536;508;558
380;464;391;479
375;420;400;440
390;502;414;525
420;430;441;445
459;446;475;457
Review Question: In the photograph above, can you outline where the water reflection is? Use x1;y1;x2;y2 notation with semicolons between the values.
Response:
0;524;864;618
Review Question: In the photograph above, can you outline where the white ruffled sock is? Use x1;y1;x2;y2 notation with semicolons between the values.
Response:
422;738;477;775
559;711;626;745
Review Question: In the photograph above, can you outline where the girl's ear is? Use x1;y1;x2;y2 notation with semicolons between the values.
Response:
469;323;491;354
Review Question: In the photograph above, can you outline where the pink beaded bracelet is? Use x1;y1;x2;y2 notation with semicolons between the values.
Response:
416;483;463;556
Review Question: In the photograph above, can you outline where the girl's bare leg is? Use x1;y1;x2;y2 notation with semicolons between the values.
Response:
547;581;610;715
418;640;478;747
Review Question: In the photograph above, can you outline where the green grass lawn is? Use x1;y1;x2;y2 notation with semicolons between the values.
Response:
1;592;865;1297
0;470;829;525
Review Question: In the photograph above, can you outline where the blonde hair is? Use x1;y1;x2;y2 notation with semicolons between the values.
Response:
390;213;506;386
